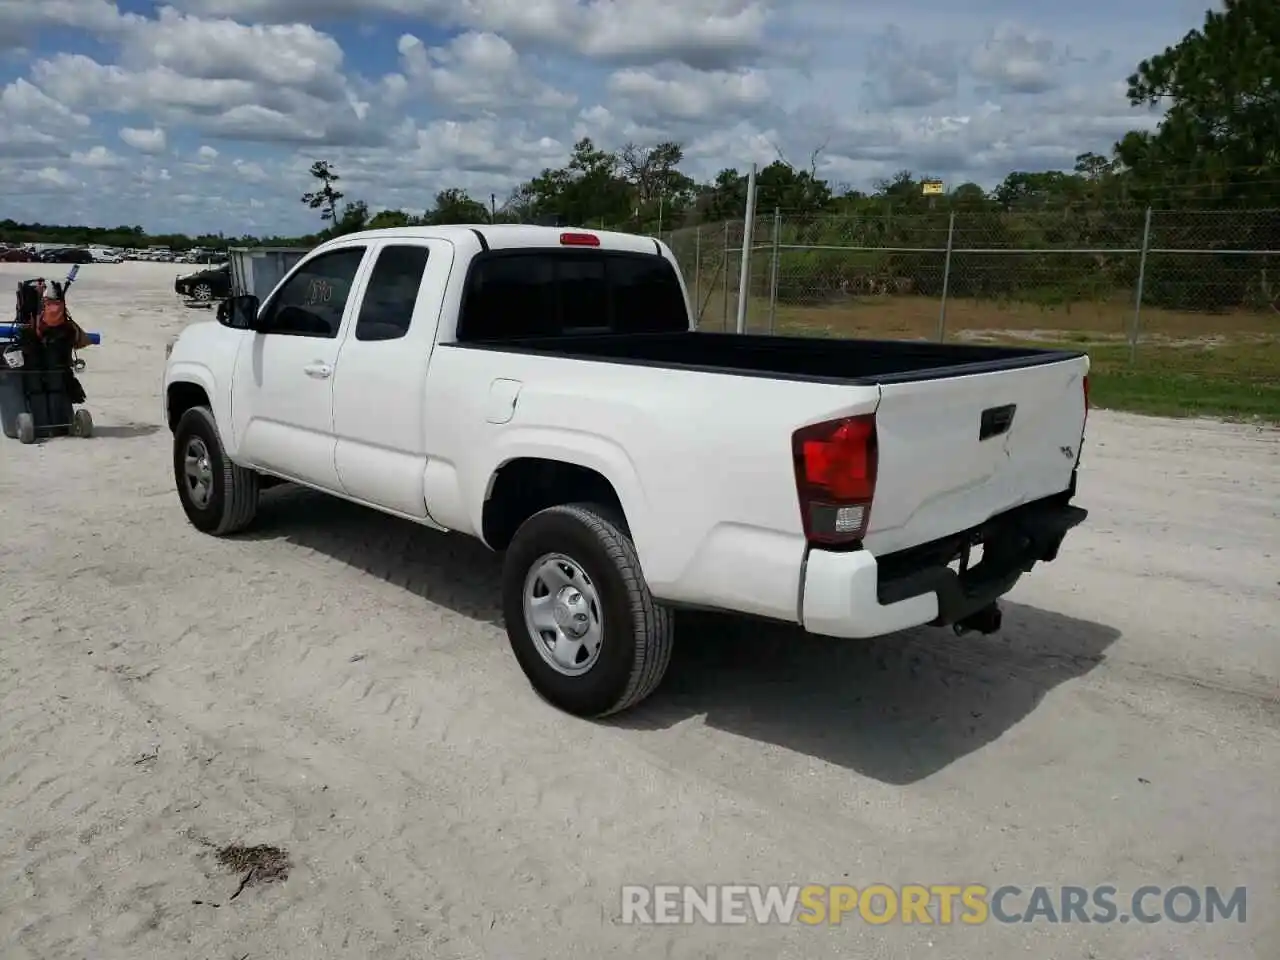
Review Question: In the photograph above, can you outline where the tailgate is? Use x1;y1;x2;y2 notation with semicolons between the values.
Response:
864;354;1088;556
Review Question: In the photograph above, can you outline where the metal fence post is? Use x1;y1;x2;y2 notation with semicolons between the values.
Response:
936;211;956;341
1130;207;1153;362
735;163;759;334
693;225;701;329
768;207;781;333
722;221;730;330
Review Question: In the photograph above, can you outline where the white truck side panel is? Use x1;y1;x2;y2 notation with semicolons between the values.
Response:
162;322;244;447
419;344;880;622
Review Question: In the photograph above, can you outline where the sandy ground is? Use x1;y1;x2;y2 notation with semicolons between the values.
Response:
1;261;1277;960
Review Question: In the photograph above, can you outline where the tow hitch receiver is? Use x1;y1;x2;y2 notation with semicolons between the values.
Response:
953;602;1003;636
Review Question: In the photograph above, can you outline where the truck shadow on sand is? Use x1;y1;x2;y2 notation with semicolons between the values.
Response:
93;422;162;439
612;607;1120;783
244;486;506;625
246;486;1120;784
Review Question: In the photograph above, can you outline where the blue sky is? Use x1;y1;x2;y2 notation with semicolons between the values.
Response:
0;0;1212;235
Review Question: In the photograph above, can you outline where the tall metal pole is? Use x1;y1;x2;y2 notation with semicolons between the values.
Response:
768;206;781;334
1130;207;1153;363
735;162;758;334
936;211;956;341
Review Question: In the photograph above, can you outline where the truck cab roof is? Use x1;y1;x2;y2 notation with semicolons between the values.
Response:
330;224;664;257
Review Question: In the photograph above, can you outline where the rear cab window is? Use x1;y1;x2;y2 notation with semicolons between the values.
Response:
457;250;688;341
355;245;431;341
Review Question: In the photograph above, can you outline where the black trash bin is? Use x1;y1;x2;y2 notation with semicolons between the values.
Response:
0;330;88;443
0;352;29;440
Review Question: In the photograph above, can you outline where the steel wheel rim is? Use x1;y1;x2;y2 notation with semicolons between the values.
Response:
183;436;214;508
522;552;604;676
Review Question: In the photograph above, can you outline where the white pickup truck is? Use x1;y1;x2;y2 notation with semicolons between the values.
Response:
163;225;1090;717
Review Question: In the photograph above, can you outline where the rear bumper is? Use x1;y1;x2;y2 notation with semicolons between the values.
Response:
801;492;1087;640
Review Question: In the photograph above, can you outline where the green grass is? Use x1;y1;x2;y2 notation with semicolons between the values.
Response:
700;292;1280;423
1050;340;1280;422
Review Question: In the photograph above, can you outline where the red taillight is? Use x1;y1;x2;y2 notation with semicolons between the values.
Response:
560;232;600;246
1082;374;1090;416
792;414;877;545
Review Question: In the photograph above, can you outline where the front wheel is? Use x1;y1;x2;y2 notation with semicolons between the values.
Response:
502;503;673;717
173;405;259;535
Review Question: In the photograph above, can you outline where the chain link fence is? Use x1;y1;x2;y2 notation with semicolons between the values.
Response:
660;208;1280;355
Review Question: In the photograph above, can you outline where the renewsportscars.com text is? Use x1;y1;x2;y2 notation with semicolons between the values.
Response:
620;884;1247;926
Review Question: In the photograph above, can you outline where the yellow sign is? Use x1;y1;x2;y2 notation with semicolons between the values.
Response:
921;180;944;195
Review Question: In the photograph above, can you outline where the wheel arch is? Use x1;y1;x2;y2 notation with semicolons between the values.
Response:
482;457;630;550
476;430;648;553
166;379;211;432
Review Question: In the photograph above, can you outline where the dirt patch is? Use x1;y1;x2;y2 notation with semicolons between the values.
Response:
188;833;293;905
216;843;292;899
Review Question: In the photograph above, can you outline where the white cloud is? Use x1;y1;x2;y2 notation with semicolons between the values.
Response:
165;0;773;69
119;8;347;97
0;78;91;159
71;145;123;167
607;65;770;122
0;0;1178;234
36;166;79;187
0;0;127;48
0;77;90;128
393;30;576;111
232;158;268;181
970;23;1066;95
862;26;960;107
119;126;167;153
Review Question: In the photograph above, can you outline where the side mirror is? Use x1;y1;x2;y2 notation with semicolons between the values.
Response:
218;294;260;330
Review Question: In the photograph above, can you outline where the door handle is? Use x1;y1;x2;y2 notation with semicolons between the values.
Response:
303;362;332;379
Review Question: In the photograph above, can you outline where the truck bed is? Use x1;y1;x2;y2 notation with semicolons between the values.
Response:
452;330;1084;385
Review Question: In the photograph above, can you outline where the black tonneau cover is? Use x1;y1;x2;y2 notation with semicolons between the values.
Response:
448;330;1084;386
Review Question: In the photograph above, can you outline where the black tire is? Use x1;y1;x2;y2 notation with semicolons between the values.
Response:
502;502;673;718
173;405;259;535
72;408;93;438
16;412;35;444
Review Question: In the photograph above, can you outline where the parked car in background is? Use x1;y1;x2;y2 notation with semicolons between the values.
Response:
39;247;94;264
1;246;35;262
90;247;123;263
174;262;231;302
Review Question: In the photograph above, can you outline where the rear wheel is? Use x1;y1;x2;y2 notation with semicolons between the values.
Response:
16;412;34;444
502;503;673;717
192;282;213;302
71;408;93;438
173;405;259;535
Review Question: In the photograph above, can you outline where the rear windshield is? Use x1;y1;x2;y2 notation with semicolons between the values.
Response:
457;250;689;341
